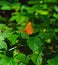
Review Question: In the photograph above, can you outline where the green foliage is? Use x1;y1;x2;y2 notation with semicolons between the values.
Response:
30;49;43;65
14;53;28;64
0;0;58;65
47;56;58;65
0;40;7;50
27;36;42;52
7;34;18;45
0;53;28;65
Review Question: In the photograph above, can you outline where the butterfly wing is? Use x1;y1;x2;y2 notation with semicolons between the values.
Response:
25;22;33;35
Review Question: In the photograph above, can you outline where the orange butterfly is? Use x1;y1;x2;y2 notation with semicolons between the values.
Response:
20;22;34;35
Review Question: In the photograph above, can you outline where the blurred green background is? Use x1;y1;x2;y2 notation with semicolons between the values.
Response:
0;0;58;65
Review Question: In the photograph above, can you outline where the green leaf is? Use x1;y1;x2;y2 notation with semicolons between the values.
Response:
11;3;20;11
0;55;10;65
0;33;5;41
36;10;49;15
53;13;58;18
54;6;58;12
10;16;17;21
28;1;38;4
16;15;28;25
14;53;28;64
1;5;11;10
31;50;43;65
0;16;6;21
17;63;26;65
39;32;50;39
19;63;26;65
0;41;7;50
55;29;58;32
47;56;58;65
21;32;29;39
8;58;17;65
27;36;42;52
21;5;35;14
0;54;27;65
0;54;17;65
7;34;18;45
0;1;9;6
10;15;28;25
3;28;13;38
0;24;6;30
44;0;57;2
17;26;25;31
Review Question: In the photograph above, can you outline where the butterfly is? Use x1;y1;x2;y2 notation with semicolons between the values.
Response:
20;22;34;35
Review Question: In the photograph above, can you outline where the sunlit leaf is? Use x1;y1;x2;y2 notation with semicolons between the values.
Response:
1;5;11;10
0;41;7;50
7;34;18;45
